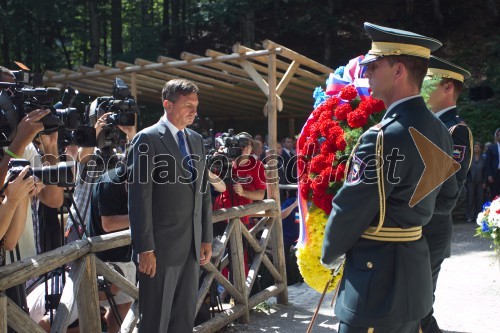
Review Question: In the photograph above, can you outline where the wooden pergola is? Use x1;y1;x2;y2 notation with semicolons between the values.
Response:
43;40;334;137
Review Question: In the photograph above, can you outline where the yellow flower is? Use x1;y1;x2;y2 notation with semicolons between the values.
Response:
296;206;343;293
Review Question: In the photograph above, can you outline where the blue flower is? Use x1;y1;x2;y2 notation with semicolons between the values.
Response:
482;201;491;210
333;66;345;80
481;221;491;233
313;87;327;108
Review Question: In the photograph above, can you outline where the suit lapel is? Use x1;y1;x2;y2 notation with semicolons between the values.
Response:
157;121;192;183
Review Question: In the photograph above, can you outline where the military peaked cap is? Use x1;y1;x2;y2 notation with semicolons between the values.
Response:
427;55;471;82
360;22;442;65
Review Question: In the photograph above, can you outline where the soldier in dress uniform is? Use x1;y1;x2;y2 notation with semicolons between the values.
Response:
321;22;459;333
421;57;473;333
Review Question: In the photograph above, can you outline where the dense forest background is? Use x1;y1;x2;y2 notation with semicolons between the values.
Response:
0;0;498;142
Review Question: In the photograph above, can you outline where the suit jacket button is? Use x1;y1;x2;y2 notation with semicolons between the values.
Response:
366;261;373;269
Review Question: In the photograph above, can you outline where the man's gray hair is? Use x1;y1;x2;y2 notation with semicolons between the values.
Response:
162;79;199;103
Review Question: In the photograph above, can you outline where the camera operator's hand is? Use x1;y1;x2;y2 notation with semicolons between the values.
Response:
5;166;36;203
117;125;137;142
8;109;50;155
138;251;156;278
39;131;59;163
95;112;112;137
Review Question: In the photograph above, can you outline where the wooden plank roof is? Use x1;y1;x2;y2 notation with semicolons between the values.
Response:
43;40;333;121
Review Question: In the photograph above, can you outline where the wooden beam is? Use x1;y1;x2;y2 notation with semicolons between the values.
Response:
44;49;282;84
263;39;334;74
237;59;269;96
0;239;91;291
229;219;249;323
206;49;321;92
50;257;86;333
95;258;139;300
233;44;324;82
0;293;6;333
211;199;278;223
6;298;46;333
76;254;101;333
277;60;300;95
267;52;288;305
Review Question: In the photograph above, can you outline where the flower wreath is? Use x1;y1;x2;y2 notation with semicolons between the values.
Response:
475;197;500;253
295;56;385;293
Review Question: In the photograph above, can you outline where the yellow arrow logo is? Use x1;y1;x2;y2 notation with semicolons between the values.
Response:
409;127;460;207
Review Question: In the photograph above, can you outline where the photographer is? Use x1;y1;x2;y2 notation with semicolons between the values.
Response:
64;112;114;243
0;166;36;265
88;123;136;333
213;132;266;231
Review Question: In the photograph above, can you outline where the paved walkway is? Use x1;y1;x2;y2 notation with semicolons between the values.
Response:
224;223;500;333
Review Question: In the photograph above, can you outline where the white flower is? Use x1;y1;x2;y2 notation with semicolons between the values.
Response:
476;212;485;226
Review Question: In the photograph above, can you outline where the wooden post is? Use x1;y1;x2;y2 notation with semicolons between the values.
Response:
0;293;6;333
50;257;87;333
267;50;289;305
6;298;46;333
229;218;249;323
76;254;101;333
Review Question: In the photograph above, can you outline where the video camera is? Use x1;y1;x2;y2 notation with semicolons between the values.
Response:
6;158;75;188
0;68;96;147
206;129;251;182
89;78;139;149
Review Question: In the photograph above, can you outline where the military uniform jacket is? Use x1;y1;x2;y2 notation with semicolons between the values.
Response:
423;108;472;261
321;96;458;327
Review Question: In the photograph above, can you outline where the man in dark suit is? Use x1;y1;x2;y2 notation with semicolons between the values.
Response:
127;79;212;333
281;136;297;184
321;23;458;332
485;128;500;199
421;56;473;333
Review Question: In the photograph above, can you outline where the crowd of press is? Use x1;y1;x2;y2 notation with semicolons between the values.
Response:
0;65;302;332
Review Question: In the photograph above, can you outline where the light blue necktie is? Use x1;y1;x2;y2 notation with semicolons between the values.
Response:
177;130;196;182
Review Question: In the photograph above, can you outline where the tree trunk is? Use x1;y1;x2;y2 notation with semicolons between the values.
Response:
242;4;255;47
171;0;181;56
161;0;170;46
89;0;100;66
1;0;10;66
323;0;333;65
431;0;444;26
111;0;123;61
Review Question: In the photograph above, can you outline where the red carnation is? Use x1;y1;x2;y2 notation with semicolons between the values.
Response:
296;155;309;178
347;109;369;128
334;163;346;182
320;139;337;155
297;134;307;152
310;154;327;174
313;193;333;215
300;177;311;200
323;96;340;111
334;103;352;121
311;174;329;195
309;122;322;139
320;166;334;183
319;108;334;122
339;85;358;101
303;138;320;157
336;137;347;151
320;119;337;138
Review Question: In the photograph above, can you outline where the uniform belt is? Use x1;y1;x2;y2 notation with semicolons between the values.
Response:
361;226;422;242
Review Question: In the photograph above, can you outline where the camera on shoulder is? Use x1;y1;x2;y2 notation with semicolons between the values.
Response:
89;78;139;149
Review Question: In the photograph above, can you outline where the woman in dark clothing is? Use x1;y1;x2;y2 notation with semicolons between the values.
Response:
466;141;486;222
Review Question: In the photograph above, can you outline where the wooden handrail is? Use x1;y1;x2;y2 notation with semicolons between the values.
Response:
0;199;284;333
